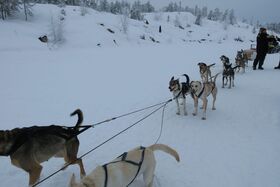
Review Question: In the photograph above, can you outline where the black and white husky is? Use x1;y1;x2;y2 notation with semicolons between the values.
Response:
169;74;191;115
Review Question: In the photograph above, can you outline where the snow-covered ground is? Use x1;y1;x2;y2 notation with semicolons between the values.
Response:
0;4;280;187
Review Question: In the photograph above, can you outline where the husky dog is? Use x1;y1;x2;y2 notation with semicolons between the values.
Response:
197;62;215;83
190;73;219;120
220;55;239;88
222;63;239;89
235;50;246;73
70;144;180;187
0;109;86;186
169;74;191;115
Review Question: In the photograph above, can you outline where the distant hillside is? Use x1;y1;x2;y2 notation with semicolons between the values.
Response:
0;4;256;51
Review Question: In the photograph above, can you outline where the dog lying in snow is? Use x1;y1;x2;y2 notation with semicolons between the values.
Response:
70;144;180;187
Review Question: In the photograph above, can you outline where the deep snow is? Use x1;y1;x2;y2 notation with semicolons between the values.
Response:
0;4;280;187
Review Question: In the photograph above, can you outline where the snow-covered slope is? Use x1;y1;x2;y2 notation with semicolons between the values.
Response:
0;4;280;187
0;4;256;51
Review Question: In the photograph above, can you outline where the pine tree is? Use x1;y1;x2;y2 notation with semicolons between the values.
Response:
22;0;35;21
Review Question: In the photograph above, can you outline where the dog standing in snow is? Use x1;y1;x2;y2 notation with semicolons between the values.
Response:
197;62;215;83
190;73;219;120
169;74;191;115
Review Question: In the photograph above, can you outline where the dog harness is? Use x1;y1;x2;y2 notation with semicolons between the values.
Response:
191;83;216;99
102;146;146;187
1;125;78;156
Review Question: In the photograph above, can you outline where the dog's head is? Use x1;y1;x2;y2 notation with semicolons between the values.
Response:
70;174;91;187
0;130;17;156
169;76;180;92
190;81;202;94
197;62;207;72
220;55;230;66
236;50;244;60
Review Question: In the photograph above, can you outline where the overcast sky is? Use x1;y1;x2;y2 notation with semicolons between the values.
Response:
113;0;280;23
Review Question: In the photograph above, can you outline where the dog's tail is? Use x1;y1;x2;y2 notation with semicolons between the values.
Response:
70;109;83;130
148;144;180;162
182;74;190;85
210;73;220;83
208;63;216;68
233;65;241;69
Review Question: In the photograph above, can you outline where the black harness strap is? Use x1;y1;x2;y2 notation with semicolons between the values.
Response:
102;146;146;187
191;85;205;99
4;125;81;156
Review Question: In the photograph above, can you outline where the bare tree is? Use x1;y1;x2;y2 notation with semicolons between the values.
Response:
120;7;129;34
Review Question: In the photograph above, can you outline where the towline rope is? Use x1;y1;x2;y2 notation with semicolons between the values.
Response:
32;98;173;187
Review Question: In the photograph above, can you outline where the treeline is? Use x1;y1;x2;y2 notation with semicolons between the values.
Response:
266;23;280;34
1;0;236;25
164;2;237;25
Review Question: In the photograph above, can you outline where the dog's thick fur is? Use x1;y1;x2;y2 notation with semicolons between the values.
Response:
242;49;256;62
169;74;190;115
235;50;246;73
70;144;180;187
197;62;215;83
0;109;86;186
222;63;239;89
190;73;219;120
220;55;239;89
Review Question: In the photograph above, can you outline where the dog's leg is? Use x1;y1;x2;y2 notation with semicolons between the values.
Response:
232;76;235;87
64;140;86;178
175;98;180;115
228;77;231;89
222;76;225;88
28;165;42;186
202;97;207;120
143;164;155;187
64;158;86;178
212;89;217;110
192;97;198;116
183;98;187;116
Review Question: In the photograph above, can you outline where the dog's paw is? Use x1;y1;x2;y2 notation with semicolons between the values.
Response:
212;107;216;110
176;112;180;115
192;113;197;116
184;112;188;116
201;117;206;120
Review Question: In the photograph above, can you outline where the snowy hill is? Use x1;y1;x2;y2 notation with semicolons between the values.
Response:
0;4;256;50
0;4;280;187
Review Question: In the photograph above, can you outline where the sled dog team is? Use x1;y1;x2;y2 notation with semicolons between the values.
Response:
0;54;246;186
169;54;242;120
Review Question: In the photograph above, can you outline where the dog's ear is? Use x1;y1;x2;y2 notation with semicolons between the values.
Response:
170;76;174;81
70;174;77;187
